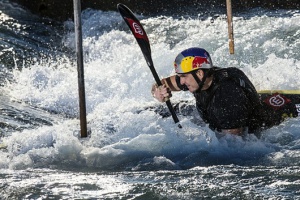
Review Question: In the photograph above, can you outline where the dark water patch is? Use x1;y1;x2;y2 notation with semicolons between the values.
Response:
0;0;72;70
0;92;61;134
9;0;300;21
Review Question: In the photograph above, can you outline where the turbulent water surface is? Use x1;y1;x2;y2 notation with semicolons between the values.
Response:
1;0;300;199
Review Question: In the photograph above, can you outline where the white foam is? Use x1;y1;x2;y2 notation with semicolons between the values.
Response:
1;9;300;170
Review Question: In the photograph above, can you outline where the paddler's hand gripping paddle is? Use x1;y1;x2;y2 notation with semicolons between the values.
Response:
117;3;182;128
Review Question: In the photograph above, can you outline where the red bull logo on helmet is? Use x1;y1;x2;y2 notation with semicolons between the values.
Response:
192;56;211;69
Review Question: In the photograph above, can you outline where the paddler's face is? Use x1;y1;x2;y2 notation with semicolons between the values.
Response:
178;70;203;92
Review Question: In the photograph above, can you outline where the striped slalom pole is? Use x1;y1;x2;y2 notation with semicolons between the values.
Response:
226;0;234;54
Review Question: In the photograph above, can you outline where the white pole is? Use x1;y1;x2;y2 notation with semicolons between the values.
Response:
73;0;88;137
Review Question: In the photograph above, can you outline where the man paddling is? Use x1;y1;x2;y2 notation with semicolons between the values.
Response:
151;47;297;137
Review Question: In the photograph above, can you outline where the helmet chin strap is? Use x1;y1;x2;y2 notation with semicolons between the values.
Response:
191;69;213;93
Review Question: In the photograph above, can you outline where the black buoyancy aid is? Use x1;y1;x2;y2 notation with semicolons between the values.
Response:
194;67;264;132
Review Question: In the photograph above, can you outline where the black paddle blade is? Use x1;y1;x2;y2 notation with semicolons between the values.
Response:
118;3;151;53
117;4;152;64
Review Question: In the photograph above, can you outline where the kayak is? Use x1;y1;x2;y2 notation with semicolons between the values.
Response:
149;90;300;125
259;90;300;122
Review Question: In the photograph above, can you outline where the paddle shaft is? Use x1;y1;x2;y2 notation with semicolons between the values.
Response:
146;55;181;126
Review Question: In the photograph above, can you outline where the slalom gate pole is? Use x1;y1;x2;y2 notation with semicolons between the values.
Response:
226;0;234;54
73;0;88;137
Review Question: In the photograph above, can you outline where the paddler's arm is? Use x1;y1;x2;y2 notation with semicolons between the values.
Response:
151;75;181;102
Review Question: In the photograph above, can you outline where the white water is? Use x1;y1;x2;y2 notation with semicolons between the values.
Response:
1;8;300;171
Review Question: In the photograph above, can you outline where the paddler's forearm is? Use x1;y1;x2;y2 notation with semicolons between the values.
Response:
161;76;181;91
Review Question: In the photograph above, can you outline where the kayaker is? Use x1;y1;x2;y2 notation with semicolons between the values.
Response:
151;47;277;137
